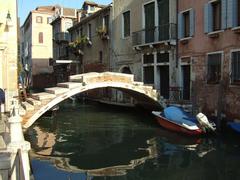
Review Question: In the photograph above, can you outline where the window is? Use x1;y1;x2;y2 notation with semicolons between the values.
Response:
36;16;43;23
212;1;221;31
38;32;43;43
143;54;154;64
231;51;240;84
178;9;195;39
90;5;95;11
88;24;92;40
103;15;109;33
157;52;169;63
143;66;154;84
123;11;130;38
47;17;52;24
207;53;222;84
183;11;190;37
204;0;225;33
99;51;103;63
65;22;73;31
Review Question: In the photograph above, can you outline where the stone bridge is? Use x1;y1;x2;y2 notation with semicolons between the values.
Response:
20;72;161;129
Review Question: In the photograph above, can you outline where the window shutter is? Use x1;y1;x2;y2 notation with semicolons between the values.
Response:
204;3;213;33
190;9;195;36
221;0;227;29
228;0;238;28
204;4;209;33
178;13;183;39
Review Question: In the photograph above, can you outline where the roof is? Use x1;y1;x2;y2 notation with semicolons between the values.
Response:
68;5;111;31
22;5;58;27
83;1;107;8
35;5;57;12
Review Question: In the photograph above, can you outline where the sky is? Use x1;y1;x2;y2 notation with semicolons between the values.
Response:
18;0;112;25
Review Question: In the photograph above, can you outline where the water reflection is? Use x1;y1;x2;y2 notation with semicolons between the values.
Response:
25;101;240;180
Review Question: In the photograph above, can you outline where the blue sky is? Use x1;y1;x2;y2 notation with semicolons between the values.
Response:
18;0;112;25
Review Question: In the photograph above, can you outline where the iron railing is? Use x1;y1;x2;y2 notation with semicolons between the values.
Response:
54;32;70;43
132;23;177;46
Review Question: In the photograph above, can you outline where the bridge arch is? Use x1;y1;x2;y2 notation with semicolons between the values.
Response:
21;72;160;129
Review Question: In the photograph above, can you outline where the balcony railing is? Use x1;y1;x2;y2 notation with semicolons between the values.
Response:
132;23;177;46
54;32;70;43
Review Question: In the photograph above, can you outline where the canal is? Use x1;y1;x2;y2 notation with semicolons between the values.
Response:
25;100;240;180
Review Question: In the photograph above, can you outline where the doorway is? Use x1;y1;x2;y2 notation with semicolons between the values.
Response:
182;65;191;100
159;65;169;99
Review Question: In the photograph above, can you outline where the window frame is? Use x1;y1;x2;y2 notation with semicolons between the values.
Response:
88;23;92;41
183;10;190;38
206;51;223;84
212;0;222;31
179;8;195;40
36;16;43;24
122;10;131;39
230;49;240;85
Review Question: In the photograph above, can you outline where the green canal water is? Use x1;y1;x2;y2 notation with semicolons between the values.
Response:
25;100;240;180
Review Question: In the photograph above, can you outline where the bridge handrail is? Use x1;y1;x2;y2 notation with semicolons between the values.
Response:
9;149;26;180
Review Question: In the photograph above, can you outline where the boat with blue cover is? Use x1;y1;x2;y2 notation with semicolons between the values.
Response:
152;106;216;136
228;122;240;134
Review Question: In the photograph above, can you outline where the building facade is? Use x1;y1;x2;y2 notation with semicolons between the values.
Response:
68;5;111;73
112;0;177;101
21;6;56;89
51;7;78;83
0;0;18;112
178;0;240;120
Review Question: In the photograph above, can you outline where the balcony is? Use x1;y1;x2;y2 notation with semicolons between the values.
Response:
54;32;70;43
132;23;176;47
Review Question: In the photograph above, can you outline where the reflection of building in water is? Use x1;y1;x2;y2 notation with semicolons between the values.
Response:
32;126;56;156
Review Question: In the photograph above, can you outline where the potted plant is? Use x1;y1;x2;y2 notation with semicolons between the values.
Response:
96;26;109;40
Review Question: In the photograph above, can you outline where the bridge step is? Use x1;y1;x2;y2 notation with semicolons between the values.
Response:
45;87;69;95
21;102;34;111
0;135;6;150
57;82;82;89
31;92;56;101
26;98;41;106
133;82;144;86
19;105;26;116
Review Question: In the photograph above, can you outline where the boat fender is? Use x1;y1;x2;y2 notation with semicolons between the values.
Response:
196;113;216;132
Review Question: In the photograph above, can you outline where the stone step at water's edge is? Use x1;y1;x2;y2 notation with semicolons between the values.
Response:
45;87;69;95
31;92;56;101
57;82;83;89
26;98;41;106
21;102;34;111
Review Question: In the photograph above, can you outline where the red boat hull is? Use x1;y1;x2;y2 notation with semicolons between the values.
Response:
156;115;203;136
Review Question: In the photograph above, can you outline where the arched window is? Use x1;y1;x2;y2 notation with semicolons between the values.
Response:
38;32;43;43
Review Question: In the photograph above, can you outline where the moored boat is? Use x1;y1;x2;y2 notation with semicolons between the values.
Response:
152;106;216;136
227;122;240;134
